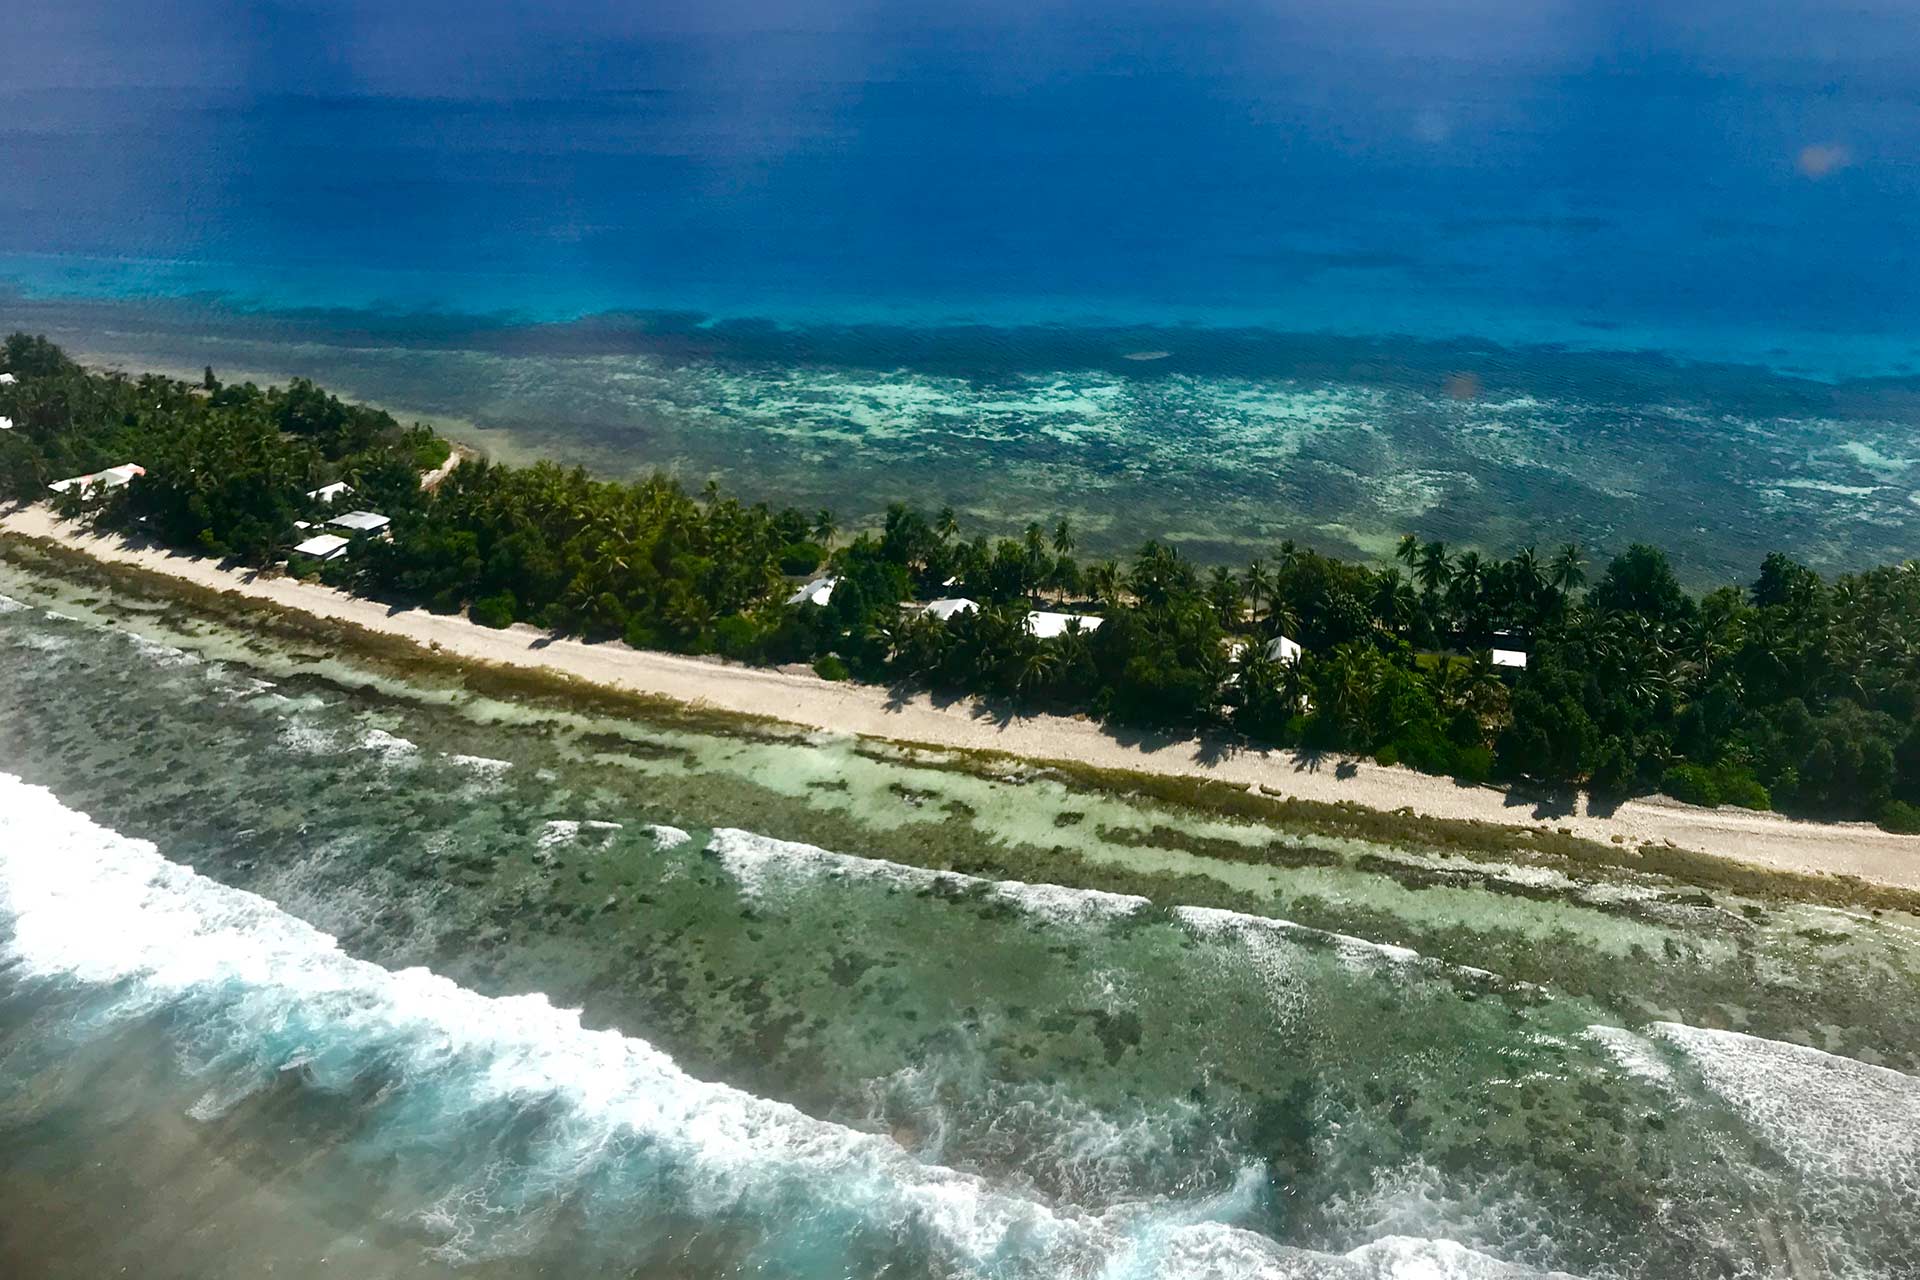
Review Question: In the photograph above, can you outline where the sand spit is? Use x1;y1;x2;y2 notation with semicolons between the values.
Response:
7;504;1920;891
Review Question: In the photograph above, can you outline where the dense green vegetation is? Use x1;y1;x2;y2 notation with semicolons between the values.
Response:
7;331;1920;828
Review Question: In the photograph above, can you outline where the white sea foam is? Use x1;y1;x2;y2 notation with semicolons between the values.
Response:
0;774;1574;1280
536;819;623;850
1175;906;1312;1028
643;823;692;850
277;719;340;756
1581;1026;1675;1089
1177;906;1432;975
123;630;200;667
1654;1022;1920;1190
709;827;1149;925
450;753;513;779
357;727;419;764
0;592;26;613
1141;1233;1581;1279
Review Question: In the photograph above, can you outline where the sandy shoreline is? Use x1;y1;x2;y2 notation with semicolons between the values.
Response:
7;504;1920;891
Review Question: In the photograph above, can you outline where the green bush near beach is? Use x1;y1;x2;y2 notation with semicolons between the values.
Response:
470;591;518;629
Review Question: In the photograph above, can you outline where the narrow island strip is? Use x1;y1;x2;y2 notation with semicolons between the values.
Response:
6;503;1920;893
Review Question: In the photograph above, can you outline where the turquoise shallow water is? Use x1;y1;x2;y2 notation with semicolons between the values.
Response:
1;570;1919;1277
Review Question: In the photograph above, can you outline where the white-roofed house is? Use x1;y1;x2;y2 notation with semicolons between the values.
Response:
48;463;145;494
1491;648;1528;670
0;416;11;431
291;533;351;563
785;575;838;607
1264;635;1303;664
1025;610;1104;639
326;510;392;537
306;481;354;504
922;597;978;621
0;372;16;384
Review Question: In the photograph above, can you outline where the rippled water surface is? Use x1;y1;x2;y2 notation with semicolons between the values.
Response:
2;567;1918;1278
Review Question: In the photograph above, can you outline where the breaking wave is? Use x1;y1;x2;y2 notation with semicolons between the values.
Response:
711;827;1151;926
0;773;1581;1278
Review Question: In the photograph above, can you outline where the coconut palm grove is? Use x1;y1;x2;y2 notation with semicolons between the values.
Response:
3;331;1917;828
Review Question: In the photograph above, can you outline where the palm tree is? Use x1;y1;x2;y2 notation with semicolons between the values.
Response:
701;478;721;505
1415;540;1451;598
1207;564;1245;628
1014;645;1059;696
1088;559;1123;608
1394;533;1421;571
1241;559;1273;621
1023;521;1047;559
936;505;959;542
1679;613;1734;690
1550;543;1587;595
1265;597;1302;643
812;508;838;545
1512;545;1546;607
1372;568;1417;635
1449;550;1486;633
1051;518;1075;558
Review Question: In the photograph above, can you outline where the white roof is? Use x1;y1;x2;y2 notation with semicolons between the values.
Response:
785;575;837;607
292;533;350;560
923;597;978;621
326;509;391;533
0;416;11;431
1491;648;1528;669
1025;610;1104;639
1265;635;1303;664
49;463;144;493
0;372;15;384
306;481;353;502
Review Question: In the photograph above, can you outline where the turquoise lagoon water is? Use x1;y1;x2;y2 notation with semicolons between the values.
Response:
2;564;1919;1277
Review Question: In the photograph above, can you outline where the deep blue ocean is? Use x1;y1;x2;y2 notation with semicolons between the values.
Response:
5;1;1920;576
5;0;1919;373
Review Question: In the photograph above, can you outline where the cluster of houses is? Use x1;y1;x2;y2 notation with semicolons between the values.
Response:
290;484;390;564
784;575;1529;672
784;576;1110;640
38;464;393;571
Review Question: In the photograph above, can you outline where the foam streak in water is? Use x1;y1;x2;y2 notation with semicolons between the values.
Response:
711;827;1150;926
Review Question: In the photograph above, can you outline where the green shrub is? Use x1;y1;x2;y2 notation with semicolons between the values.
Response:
780;541;827;575
712;614;759;660
1661;763;1722;807
813;653;851;682
1877;800;1920;833
1712;766;1771;811
1392;726;1456;775
414;436;452;471
1372;744;1400;768
1451;745;1494;784
470;591;517;629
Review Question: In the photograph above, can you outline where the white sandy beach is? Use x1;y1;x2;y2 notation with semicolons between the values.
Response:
7;504;1920;891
